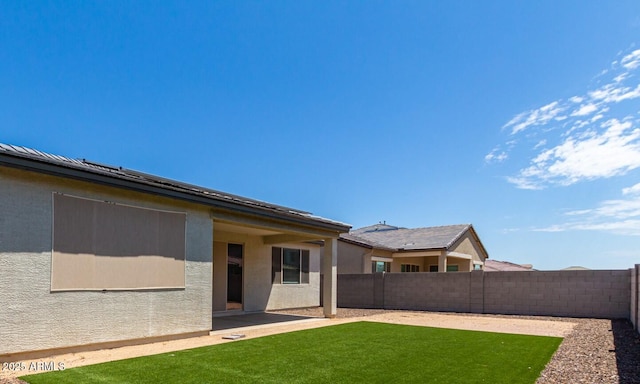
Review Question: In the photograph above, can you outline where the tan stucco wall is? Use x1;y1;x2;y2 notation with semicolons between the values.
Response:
424;256;439;272
0;167;213;355
213;233;321;311
337;241;370;274
451;233;486;264
372;249;393;259
445;257;473;272
391;257;425;272
266;242;321;310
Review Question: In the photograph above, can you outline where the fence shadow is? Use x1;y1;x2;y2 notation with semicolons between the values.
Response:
611;319;640;384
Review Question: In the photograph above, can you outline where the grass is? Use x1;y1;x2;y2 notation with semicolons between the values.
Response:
21;322;561;384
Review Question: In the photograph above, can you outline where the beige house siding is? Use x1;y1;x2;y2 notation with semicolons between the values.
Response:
0;167;213;356
266;243;321;310
213;234;321;312
392;257;425;272
337;241;370;274
450;233;485;268
423;256;440;272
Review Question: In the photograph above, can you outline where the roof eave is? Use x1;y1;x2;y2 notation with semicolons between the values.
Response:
0;152;351;234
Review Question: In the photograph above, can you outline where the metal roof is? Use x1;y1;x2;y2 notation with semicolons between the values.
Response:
0;143;350;232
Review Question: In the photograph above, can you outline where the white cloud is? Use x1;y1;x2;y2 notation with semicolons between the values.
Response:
567;197;640;219
589;83;640;103
512;119;640;186
535;183;640;235
569;96;584;103
533;139;547;149
622;182;640;195
505;175;543;190
495;47;640;189
484;148;508;163
503;101;565;135
535;220;640;236
570;103;598;116
621;49;640;70
614;73;628;83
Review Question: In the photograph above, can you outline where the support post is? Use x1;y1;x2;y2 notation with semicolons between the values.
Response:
438;251;447;272
323;237;338;318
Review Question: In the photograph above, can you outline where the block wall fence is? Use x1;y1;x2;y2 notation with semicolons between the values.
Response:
632;265;639;332
338;266;640;330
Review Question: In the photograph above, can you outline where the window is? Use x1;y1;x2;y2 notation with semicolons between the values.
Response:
51;193;186;291
429;265;439;272
401;264;420;272
272;247;309;284
372;261;391;273
447;265;459;272
473;264;482;271
283;248;301;283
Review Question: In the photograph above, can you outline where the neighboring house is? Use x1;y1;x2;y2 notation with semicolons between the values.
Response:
338;223;488;273
0;143;350;357
484;260;534;272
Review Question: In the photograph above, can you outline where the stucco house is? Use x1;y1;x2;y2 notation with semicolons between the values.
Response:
338;223;488;273
0;143;350;358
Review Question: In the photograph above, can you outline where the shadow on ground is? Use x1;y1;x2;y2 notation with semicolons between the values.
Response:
212;313;317;331
612;319;640;384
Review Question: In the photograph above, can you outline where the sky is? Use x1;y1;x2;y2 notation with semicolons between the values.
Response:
2;1;640;270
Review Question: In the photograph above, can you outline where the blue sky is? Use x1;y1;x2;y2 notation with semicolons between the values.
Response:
2;1;639;270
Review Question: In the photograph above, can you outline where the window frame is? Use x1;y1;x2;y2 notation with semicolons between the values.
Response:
400;263;420;273
371;261;391;273
271;247;310;285
282;248;302;284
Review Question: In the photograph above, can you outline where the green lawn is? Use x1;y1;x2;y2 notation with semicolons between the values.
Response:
21;322;561;384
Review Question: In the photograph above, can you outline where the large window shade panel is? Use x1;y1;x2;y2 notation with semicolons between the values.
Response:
51;193;186;291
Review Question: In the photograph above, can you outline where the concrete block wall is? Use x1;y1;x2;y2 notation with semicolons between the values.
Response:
338;268;632;319
383;272;471;312
632;265;639;332
468;270;484;313
337;274;377;308
484;270;630;318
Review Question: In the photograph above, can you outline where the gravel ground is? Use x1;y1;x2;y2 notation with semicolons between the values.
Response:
277;308;640;384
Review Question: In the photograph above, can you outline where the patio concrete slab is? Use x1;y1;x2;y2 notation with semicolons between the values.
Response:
212;312;320;331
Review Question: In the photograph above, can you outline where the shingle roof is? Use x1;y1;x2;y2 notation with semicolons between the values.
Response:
339;233;398;251
0;143;350;231
343;223;474;251
484;260;534;272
